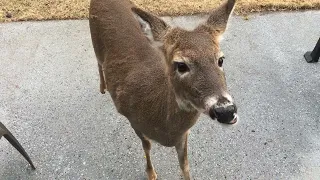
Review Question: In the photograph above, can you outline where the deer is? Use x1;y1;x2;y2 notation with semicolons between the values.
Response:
89;0;238;179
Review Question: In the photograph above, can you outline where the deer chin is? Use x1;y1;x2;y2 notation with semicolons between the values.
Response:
203;109;211;116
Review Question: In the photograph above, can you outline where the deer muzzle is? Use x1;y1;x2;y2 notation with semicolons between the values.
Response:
209;103;238;124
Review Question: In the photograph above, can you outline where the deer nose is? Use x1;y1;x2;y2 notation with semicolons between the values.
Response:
209;104;238;124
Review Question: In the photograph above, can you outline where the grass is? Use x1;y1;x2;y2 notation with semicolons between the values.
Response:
1;0;320;22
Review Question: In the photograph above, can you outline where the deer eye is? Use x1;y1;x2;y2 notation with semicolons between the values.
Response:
218;56;225;67
174;62;189;73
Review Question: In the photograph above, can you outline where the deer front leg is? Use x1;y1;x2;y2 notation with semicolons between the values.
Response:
98;64;106;94
175;132;191;180
134;130;157;180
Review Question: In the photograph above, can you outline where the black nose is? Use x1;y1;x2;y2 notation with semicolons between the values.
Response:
209;104;237;124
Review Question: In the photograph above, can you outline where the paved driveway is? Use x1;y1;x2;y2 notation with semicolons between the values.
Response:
0;11;319;179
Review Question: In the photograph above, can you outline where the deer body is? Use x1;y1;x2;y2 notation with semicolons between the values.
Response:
90;0;199;147
89;0;238;179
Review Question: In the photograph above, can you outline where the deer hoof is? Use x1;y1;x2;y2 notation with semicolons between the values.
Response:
147;169;157;180
100;84;106;94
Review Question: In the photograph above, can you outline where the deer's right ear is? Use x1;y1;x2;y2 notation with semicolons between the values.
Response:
132;7;170;41
195;0;236;39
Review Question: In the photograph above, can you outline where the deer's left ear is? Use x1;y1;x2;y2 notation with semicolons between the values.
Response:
195;0;236;37
132;7;171;42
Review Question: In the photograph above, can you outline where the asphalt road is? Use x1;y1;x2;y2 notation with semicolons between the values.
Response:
0;11;319;179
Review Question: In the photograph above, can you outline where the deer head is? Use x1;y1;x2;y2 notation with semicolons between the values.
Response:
132;0;237;124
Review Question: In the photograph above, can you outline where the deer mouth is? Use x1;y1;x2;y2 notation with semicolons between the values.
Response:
225;114;238;124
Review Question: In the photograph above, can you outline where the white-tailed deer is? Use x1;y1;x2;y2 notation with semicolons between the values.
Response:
89;0;238;179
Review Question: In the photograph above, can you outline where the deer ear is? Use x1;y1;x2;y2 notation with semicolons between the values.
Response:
195;0;236;37
132;7;170;41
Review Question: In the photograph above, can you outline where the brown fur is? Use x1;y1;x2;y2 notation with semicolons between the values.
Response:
89;0;236;179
